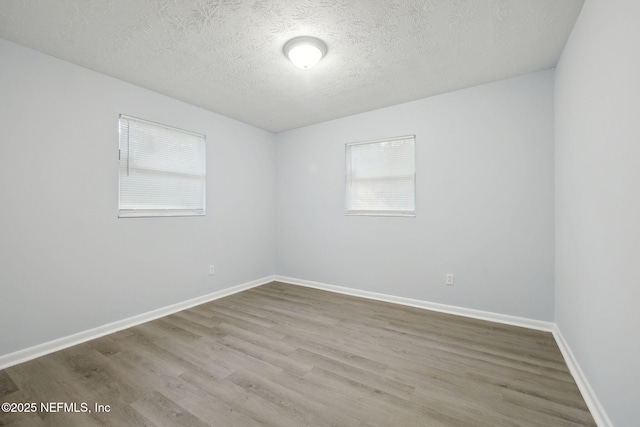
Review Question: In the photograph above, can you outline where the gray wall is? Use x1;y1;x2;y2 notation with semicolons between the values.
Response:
276;70;555;320
0;39;276;356
555;0;640;425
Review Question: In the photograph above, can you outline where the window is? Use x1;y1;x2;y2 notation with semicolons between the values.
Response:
345;135;415;216
118;115;206;217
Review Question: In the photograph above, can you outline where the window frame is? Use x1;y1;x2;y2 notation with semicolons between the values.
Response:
118;114;207;218
345;134;416;217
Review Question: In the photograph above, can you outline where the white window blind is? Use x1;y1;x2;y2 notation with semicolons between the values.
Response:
345;135;415;216
118;115;206;217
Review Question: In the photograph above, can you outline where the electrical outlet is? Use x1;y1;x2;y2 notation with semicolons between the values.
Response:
209;265;215;275
446;273;454;286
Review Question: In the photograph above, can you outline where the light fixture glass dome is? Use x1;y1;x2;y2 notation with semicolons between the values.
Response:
283;36;327;69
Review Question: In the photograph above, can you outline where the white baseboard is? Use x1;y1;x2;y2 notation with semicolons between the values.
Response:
274;275;612;427
0;276;274;370
1;274;612;427
274;275;555;332
551;326;613;427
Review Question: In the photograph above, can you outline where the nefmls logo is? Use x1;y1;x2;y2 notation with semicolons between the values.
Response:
40;402;90;413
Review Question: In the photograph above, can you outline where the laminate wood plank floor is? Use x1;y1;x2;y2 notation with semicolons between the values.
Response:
0;282;596;426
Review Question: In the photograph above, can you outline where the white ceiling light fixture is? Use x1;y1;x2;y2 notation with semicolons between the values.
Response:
283;36;327;69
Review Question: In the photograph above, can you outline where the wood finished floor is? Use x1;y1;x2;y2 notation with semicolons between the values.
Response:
0;282;596;426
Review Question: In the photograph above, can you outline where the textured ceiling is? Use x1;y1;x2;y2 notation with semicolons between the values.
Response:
0;0;583;132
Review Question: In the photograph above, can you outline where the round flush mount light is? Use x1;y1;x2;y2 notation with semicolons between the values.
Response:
283;36;327;69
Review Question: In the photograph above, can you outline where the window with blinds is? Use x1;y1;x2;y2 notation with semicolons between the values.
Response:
118;115;206;218
345;135;415;216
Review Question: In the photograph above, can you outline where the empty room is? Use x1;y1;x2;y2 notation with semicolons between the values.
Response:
0;1;637;426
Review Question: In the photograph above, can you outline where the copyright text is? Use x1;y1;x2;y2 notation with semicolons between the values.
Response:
2;402;111;414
